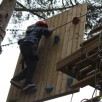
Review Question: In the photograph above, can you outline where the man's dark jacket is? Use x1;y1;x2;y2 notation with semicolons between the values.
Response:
18;25;52;47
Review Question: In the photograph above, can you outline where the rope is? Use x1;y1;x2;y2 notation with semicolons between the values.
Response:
1;2;98;48
1;42;17;47
86;50;98;61
90;32;102;102
91;88;97;102
0;42;18;54
6;3;97;33
75;32;102;102
53;2;98;31
80;99;89;102
53;12;86;31
2;5;89;47
6;29;26;32
70;92;74;102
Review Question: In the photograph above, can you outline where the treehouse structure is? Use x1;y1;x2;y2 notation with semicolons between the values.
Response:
6;3;96;102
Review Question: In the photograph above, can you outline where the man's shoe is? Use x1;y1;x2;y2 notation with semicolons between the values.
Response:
22;84;36;91
10;79;22;89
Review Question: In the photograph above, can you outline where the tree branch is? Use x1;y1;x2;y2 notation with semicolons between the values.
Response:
62;0;67;10
16;1;45;19
70;0;74;6
15;5;74;12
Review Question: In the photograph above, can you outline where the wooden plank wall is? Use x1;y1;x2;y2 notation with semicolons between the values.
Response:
7;3;87;102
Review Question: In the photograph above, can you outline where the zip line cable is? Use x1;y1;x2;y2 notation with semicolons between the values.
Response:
2;8;96;47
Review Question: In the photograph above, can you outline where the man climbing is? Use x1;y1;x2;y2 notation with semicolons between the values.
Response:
10;21;53;91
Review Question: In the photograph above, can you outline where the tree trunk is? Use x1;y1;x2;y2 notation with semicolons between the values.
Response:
0;0;16;45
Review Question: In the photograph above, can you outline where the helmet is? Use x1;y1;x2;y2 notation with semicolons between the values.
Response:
35;21;48;28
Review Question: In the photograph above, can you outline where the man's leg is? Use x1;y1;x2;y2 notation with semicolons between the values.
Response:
10;42;29;89
12;68;28;81
10;68;28;89
24;60;37;84
22;60;37;91
20;42;37;90
22;46;37;90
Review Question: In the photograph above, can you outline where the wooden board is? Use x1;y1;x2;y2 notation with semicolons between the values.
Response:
7;3;87;102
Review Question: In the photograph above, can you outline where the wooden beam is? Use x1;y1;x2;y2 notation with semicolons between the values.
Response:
90;25;102;35
71;71;102;88
78;67;96;80
80;34;99;47
76;52;97;69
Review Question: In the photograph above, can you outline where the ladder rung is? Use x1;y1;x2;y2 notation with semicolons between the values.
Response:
76;52;97;70
79;68;99;80
86;70;98;77
71;71;102;89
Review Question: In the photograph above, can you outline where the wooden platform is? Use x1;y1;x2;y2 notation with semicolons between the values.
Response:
57;33;102;89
